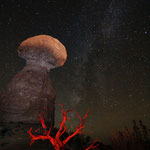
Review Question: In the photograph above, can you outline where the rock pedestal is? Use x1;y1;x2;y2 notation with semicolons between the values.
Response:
0;65;56;125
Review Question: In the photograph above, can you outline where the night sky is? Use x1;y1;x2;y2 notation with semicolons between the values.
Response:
0;0;150;143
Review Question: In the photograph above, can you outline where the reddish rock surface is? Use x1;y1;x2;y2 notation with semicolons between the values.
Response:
0;65;56;125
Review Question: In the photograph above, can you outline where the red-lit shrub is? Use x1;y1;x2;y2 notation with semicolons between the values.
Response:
27;104;99;150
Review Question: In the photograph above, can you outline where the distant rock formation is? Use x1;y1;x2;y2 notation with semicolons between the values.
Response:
0;35;67;125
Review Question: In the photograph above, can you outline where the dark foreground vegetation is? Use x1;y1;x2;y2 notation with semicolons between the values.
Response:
0;120;150;150
111;120;150;150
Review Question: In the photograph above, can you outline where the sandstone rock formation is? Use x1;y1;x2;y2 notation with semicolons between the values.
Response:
0;35;67;125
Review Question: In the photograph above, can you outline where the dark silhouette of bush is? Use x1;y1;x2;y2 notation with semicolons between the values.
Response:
111;120;150;150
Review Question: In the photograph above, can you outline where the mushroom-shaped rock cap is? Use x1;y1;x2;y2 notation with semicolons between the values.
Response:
18;35;67;70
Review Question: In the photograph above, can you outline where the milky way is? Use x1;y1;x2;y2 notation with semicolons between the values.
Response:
0;0;150;143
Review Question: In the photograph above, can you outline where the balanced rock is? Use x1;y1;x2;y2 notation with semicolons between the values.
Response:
0;35;67;125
